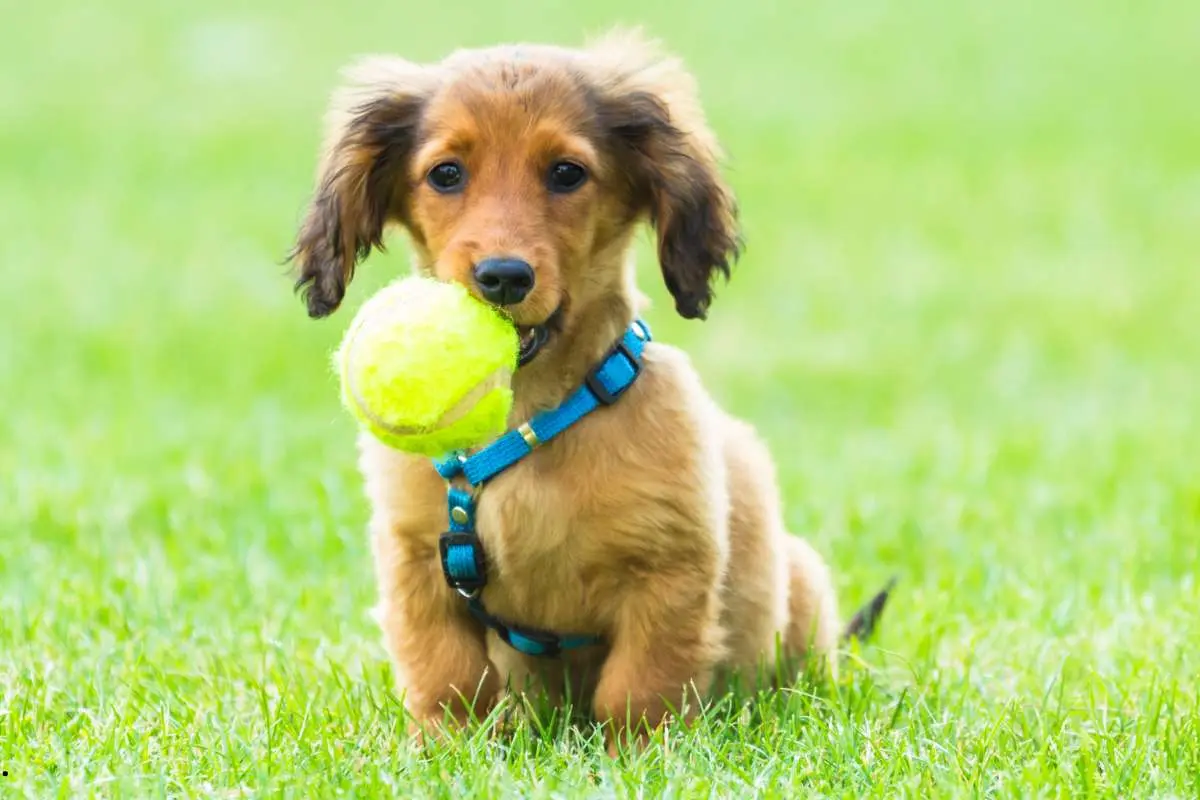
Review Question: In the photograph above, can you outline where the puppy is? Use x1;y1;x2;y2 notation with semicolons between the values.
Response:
290;29;861;749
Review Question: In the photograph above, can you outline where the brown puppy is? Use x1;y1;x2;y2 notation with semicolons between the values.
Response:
290;30;843;748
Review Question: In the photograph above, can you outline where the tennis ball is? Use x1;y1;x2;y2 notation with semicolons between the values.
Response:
335;277;519;457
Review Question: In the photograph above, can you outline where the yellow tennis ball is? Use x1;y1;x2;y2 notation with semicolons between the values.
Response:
334;277;519;457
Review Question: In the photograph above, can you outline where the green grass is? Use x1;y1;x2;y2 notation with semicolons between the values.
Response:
3;0;1200;796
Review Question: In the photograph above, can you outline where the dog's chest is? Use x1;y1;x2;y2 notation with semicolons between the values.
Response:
475;467;583;577
469;453;621;629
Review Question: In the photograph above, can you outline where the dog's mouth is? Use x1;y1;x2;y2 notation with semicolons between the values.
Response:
515;307;563;368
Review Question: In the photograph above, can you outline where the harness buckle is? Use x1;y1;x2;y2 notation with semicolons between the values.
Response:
584;339;640;406
438;532;487;592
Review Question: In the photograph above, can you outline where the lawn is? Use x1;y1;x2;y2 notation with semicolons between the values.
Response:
2;0;1199;796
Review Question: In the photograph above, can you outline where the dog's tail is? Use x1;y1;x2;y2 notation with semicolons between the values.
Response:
840;576;897;644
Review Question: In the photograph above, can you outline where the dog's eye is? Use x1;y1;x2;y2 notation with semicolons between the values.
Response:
546;161;588;194
427;161;466;193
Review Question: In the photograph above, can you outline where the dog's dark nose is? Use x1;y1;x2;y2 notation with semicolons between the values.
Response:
473;258;535;306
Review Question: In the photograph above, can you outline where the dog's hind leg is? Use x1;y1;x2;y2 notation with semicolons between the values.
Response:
781;534;841;679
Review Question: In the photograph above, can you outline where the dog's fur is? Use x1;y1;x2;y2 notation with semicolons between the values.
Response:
290;30;843;749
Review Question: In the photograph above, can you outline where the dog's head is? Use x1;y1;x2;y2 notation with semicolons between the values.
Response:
290;30;740;366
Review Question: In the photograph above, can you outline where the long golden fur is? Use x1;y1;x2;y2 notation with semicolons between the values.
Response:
290;29;843;750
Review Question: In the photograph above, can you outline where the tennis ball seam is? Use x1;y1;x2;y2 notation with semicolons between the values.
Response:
344;367;512;436
338;321;514;431
334;276;519;456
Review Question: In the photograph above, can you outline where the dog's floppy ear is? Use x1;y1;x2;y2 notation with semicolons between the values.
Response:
590;31;741;320
289;58;434;318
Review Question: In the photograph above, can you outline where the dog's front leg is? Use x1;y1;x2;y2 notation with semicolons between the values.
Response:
374;552;499;739
592;571;723;754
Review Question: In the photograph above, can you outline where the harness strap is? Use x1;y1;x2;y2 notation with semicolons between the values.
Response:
468;598;598;657
433;320;651;657
438;486;486;592
435;320;650;487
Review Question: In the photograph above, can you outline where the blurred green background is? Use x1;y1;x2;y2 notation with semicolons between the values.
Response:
2;0;1199;795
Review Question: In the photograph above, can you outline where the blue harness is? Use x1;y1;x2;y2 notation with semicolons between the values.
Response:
432;319;651;657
